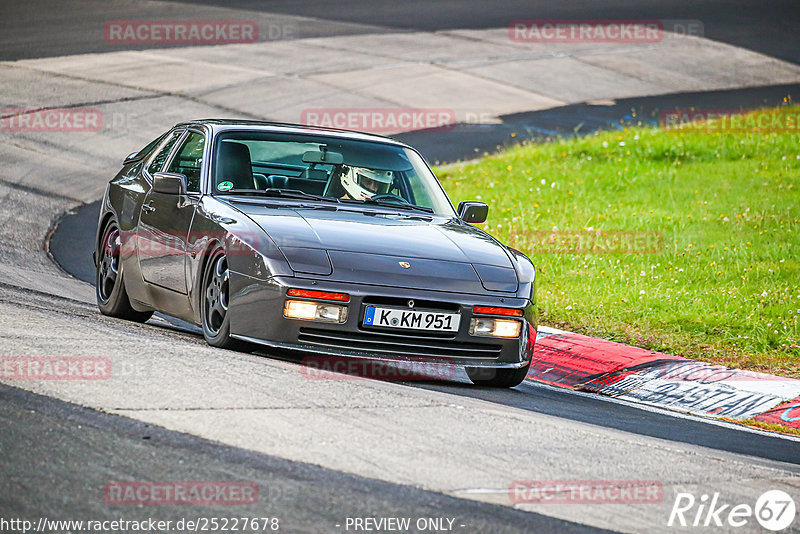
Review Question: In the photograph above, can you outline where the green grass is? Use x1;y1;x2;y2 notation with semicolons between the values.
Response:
437;106;800;377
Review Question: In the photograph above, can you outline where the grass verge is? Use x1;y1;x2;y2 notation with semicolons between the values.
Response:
437;106;799;378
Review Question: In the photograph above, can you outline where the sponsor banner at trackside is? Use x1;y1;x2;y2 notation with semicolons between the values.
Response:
1;357;111;380
583;360;800;399
104;482;258;505
509;480;663;504
608;378;786;420
530;330;800;426
104;21;259;44
1;108;102;132
581;360;800;419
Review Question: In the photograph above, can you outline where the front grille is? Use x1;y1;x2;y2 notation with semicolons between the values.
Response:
298;327;503;360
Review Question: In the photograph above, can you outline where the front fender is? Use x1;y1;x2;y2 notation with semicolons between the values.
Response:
507;246;537;327
186;197;294;322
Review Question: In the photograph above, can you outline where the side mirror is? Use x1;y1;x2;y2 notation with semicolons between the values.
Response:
458;201;489;223
152;172;187;195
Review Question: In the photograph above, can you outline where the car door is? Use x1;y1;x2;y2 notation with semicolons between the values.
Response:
137;129;205;294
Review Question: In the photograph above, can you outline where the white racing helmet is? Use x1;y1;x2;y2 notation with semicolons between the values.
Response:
341;166;393;199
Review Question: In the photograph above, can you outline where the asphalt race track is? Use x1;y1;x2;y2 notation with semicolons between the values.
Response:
1;0;798;63
3;2;800;533
1;384;605;533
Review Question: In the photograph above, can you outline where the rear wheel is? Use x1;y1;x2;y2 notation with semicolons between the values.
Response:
466;362;531;388
201;250;252;352
96;219;153;322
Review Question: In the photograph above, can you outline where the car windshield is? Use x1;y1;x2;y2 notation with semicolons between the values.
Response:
211;131;456;216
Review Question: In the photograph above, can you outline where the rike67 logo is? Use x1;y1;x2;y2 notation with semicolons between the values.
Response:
668;490;796;531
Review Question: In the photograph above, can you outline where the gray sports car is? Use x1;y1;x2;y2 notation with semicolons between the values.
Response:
95;120;537;387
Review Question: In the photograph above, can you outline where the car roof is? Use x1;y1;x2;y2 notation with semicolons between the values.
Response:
174;119;411;148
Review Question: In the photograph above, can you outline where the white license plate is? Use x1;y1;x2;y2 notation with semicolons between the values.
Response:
363;306;460;332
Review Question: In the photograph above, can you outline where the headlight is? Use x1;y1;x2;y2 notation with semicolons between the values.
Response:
284;300;348;323
469;317;522;338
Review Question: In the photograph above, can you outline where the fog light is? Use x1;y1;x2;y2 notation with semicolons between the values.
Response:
284;300;347;323
469;317;522;338
494;319;522;338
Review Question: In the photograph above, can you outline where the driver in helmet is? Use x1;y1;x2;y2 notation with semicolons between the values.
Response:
339;166;393;200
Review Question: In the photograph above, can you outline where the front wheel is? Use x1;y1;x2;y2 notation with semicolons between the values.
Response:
200;250;252;352
96;219;153;322
466;362;531;388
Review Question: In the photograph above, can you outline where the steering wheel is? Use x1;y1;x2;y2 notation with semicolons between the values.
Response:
370;193;410;204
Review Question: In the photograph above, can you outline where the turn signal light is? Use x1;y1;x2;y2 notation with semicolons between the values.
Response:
287;289;350;302
472;306;524;317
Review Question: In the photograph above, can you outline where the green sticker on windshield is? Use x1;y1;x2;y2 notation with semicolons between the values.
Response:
217;181;233;191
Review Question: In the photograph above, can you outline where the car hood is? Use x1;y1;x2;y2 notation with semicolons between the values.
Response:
229;202;518;293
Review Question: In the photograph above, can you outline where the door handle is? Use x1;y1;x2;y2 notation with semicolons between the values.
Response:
142;202;156;213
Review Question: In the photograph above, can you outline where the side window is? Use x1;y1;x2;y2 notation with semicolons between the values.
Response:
132;131;168;161
167;132;205;193
146;130;183;176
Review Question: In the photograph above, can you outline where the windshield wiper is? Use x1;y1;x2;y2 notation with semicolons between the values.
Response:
223;188;339;203
342;197;434;213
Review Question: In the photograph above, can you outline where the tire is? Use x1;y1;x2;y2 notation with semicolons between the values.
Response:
96;219;153;322
200;249;252;352
466;361;531;388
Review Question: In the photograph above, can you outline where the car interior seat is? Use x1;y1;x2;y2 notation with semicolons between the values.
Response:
217;142;255;190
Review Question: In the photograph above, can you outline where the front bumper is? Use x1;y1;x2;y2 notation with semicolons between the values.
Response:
228;273;536;369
